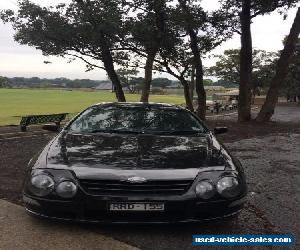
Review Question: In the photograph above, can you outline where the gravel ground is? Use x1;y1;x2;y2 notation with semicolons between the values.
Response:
227;134;300;237
0;134;53;204
0;117;299;249
269;104;300;122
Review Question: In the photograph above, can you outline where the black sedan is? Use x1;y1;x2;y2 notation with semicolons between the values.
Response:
23;102;247;223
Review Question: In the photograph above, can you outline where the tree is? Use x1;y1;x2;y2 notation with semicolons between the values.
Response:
177;0;207;119
157;39;195;111
151;78;172;88
212;79;239;88
133;1;196;111
127;0;170;102
203;79;213;86
208;49;277;89
116;68;139;93
0;76;9;88
239;0;253;121
177;0;235;119
256;8;300;122
156;0;233;118
129;77;145;93
221;0;299;121
207;49;241;84
1;0;127;101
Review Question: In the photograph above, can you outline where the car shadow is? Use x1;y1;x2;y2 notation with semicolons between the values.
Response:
27;207;269;250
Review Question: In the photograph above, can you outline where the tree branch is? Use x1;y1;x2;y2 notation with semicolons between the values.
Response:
65;52;105;70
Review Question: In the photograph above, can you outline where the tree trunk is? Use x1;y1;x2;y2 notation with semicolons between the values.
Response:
194;56;206;120
190;65;195;101
256;8;300;122
238;0;252;121
181;78;194;112
140;51;156;102
101;47;126;102
178;0;206;120
140;0;166;102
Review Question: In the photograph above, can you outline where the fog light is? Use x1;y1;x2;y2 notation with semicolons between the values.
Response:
30;174;54;197
217;176;240;198
195;181;216;199
56;181;77;198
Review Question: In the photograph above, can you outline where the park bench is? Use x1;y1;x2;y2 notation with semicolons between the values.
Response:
20;113;68;132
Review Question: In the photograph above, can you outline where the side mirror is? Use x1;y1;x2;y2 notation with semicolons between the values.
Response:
42;124;60;132
214;127;228;135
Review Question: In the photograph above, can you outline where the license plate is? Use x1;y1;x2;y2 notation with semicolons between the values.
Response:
109;202;164;211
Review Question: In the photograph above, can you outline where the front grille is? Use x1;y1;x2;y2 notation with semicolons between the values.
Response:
79;179;193;196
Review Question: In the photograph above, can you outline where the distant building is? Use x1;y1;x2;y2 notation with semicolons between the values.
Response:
213;89;239;97
94;81;113;90
204;86;226;91
212;89;239;105
94;81;133;92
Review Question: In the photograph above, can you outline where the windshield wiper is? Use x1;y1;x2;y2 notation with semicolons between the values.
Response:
144;130;203;135
90;129;140;134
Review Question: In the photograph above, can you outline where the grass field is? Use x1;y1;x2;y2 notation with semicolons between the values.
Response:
0;88;186;125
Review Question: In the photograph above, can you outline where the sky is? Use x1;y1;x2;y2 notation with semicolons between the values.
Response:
0;0;299;80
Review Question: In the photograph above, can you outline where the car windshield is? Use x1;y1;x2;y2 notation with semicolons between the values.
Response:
68;106;206;135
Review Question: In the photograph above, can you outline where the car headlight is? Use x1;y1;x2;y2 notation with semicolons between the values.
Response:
195;181;216;199
56;181;77;198
217;176;241;198
30;174;54;197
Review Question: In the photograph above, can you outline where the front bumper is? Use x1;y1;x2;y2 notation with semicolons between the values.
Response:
23;193;246;224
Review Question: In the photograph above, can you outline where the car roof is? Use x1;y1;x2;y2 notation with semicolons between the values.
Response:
91;102;185;110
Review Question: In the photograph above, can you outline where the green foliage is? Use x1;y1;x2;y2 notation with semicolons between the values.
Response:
1;0;130;73
212;80;239;88
203;79;213;86
5;76;107;88
129;77;144;87
0;76;9;88
208;43;300;95
127;0;172;52
115;73;173;90
220;0;299;22
116;68;139;93
0;0;132;100
207;49;240;84
207;49;278;88
154;1;235;83
151;78;172;88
